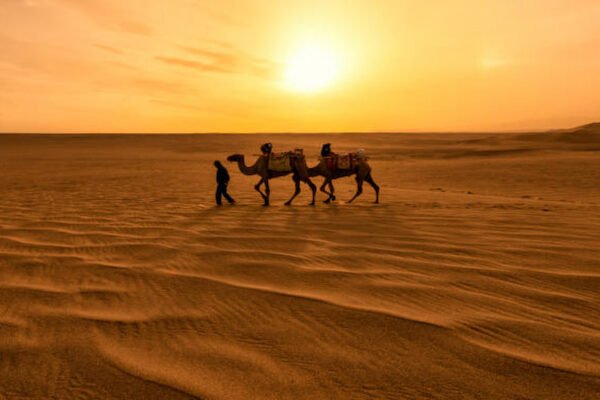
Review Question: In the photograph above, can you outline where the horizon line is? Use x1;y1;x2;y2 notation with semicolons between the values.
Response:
0;128;566;135
2;122;596;135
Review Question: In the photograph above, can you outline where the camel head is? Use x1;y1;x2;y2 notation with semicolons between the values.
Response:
227;154;242;162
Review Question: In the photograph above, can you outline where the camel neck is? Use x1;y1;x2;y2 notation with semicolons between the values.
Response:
235;155;261;175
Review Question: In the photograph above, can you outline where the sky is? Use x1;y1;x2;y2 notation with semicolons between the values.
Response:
1;0;599;133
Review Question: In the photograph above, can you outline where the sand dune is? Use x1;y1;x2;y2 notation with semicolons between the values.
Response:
0;130;599;399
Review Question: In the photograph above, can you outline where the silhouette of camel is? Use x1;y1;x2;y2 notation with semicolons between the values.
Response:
308;154;379;204
227;153;317;206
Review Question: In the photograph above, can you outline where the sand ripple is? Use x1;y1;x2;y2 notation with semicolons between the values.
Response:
0;133;599;399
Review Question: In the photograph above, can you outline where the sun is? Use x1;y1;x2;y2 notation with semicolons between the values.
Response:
284;44;339;93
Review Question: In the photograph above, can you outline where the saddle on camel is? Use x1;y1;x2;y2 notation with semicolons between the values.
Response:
320;143;366;171
261;143;305;172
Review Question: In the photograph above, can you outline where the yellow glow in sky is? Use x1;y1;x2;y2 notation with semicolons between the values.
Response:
0;0;599;133
284;43;340;93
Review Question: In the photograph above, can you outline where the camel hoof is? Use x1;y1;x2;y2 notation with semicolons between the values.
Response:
331;195;336;201
323;200;331;204
309;202;315;206
284;202;292;206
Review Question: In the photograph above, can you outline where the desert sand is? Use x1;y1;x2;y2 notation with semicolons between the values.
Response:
0;125;599;399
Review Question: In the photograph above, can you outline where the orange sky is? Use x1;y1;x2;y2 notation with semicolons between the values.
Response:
1;0;599;133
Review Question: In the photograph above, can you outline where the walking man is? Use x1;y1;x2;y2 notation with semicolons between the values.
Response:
214;160;235;206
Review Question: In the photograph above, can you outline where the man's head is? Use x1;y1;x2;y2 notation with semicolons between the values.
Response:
260;142;273;154
214;160;222;168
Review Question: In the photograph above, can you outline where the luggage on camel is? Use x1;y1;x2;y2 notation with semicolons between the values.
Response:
336;153;355;170
268;152;291;171
319;142;367;170
332;150;367;170
267;149;304;172
321;153;355;170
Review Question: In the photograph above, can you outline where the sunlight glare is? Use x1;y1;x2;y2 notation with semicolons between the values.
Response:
284;44;339;93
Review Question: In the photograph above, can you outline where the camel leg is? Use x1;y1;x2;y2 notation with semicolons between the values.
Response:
254;178;268;206
328;180;336;201
348;177;364;204
364;173;380;204
320;179;333;203
264;178;271;206
304;177;316;206
284;176;301;206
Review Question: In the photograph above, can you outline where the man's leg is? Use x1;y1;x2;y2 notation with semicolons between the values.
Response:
222;184;235;204
215;185;223;205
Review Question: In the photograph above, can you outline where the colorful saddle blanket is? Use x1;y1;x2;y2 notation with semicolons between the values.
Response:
336;153;356;170
326;157;335;170
324;150;366;170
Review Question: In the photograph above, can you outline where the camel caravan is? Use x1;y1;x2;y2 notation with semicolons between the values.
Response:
226;143;380;206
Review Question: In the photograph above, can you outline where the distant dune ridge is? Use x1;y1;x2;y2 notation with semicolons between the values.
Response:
0;125;599;399
515;122;600;146
563;121;600;135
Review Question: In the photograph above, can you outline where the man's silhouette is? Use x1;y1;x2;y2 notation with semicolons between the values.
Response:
321;143;332;157
214;160;235;206
260;142;273;156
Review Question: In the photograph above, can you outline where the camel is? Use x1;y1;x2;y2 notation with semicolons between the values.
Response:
227;153;317;206
308;154;379;204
